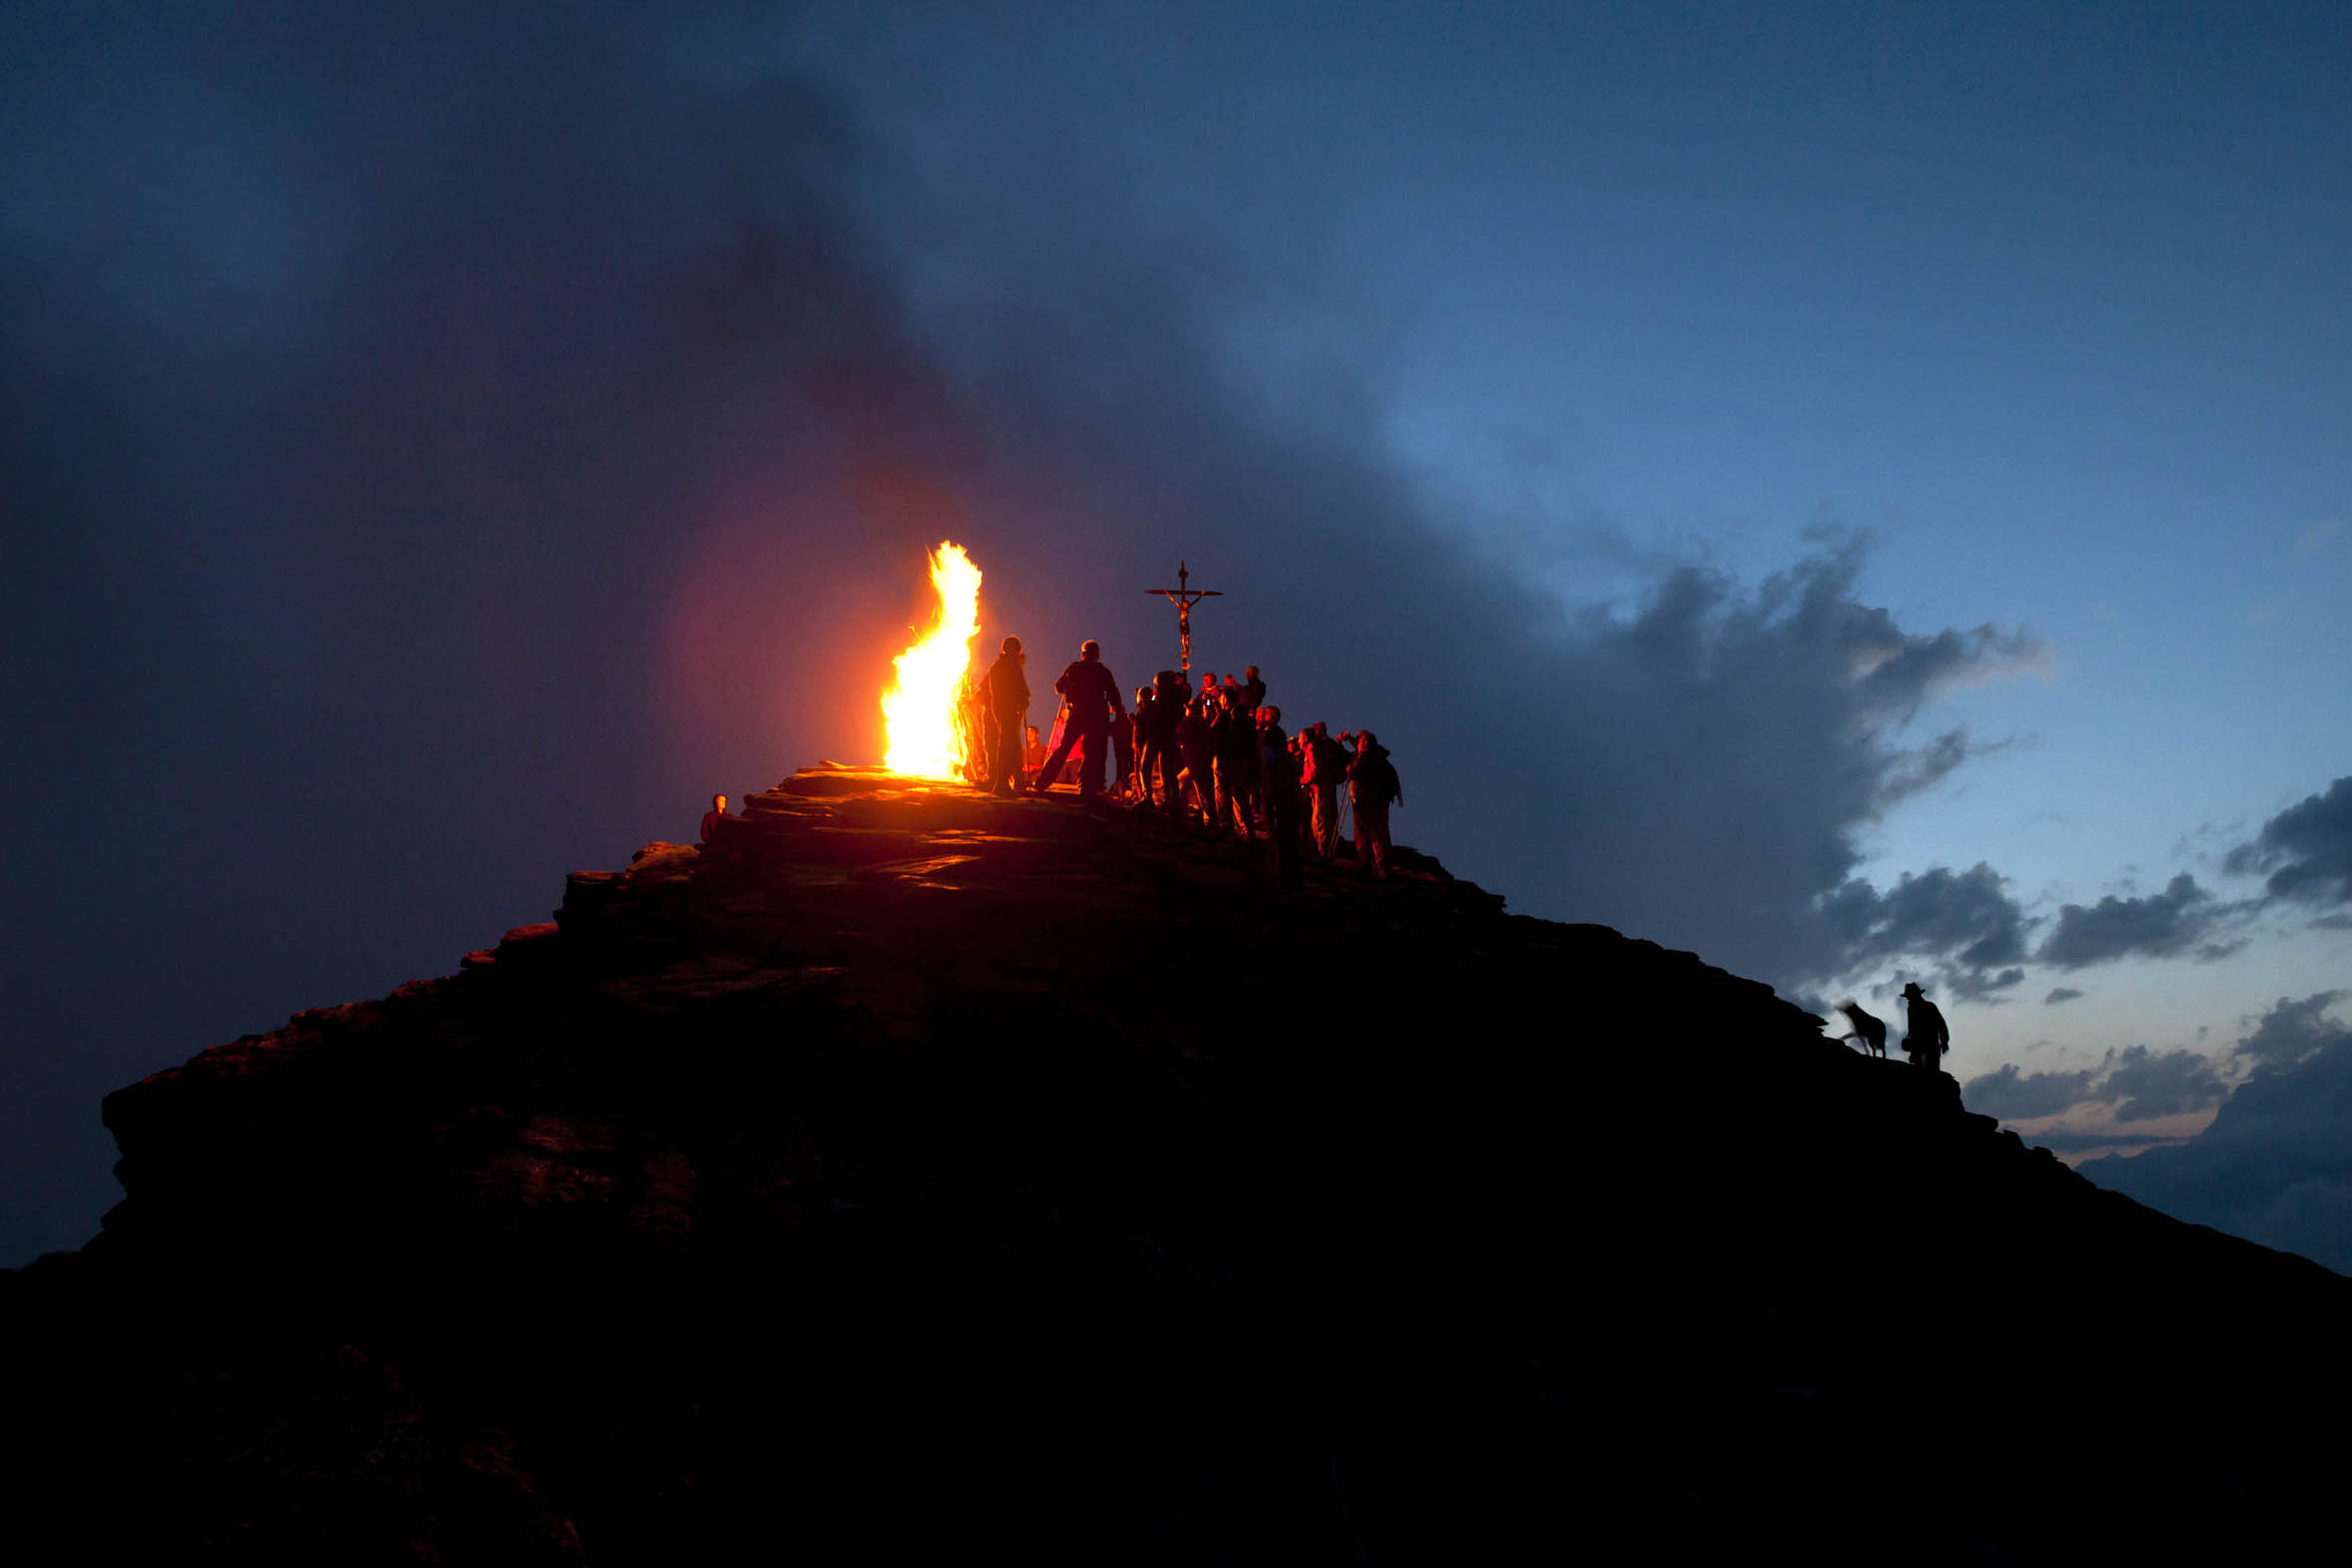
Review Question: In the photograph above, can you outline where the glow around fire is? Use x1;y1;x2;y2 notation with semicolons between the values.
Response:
882;542;983;779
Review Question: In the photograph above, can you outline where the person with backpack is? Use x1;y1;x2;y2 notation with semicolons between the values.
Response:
1300;723;1349;859
1345;730;1402;880
1258;707;1305;890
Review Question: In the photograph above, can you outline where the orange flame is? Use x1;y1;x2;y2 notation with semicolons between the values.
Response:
882;542;983;778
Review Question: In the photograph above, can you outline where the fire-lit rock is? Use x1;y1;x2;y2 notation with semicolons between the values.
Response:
4;770;2348;1561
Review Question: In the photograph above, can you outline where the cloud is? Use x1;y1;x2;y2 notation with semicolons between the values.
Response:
2043;988;2084;1005
0;3;2049;1260
1809;861;2034;996
1873;730;2023;811
2233;991;2350;1066
2225;777;2352;907
1951;965;2026;1004
2035;874;2225;970
2023;1128;2192;1156
1961;1042;2230;1125
2082;993;2352;1273
1962;1063;2099;1121
2096;1045;2229;1123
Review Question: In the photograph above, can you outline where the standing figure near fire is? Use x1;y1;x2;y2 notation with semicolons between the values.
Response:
1900;983;1950;1073
1110;693;1136;797
1029;640;1122;797
1837;1001;1887;1058
983;635;1030;796
1346;730;1402;880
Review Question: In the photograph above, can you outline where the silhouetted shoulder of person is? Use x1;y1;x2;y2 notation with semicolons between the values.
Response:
985;637;1030;712
1348;738;1401;807
1054;647;1121;718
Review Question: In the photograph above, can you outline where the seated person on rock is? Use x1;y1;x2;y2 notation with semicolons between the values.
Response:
700;793;732;844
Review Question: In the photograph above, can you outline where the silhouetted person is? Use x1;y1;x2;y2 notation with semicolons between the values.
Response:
983;635;1030;795
700;793;731;844
1346;730;1402;880
1901;983;1950;1073
1239;664;1266;715
1211;687;1257;837
1137;672;1183;813
1030;640;1122;797
1302;723;1348;858
1259;707;1304;889
1111;699;1135;795
1177;692;1216;822
1838;1001;1887;1058
1022;725;1046;787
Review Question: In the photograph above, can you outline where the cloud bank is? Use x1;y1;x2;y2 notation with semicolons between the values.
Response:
2036;874;2230;970
0;3;2047;1260
1811;862;2031;1000
2081;994;2352;1275
2227;778;2352;909
1963;1044;2233;1128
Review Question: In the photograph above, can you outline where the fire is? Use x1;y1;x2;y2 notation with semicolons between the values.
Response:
881;542;984;779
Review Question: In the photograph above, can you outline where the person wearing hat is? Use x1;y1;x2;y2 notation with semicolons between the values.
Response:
1900;982;1950;1073
1029;639;1122;797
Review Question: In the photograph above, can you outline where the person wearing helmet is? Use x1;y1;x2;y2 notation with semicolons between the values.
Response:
1029;639;1122;797
982;634;1030;795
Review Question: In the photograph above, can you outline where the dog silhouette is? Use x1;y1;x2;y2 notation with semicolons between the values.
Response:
1838;1002;1888;1057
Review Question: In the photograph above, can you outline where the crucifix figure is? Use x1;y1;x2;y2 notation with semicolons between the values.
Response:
1143;561;1222;676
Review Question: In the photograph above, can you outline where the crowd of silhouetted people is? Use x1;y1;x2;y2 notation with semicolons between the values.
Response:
695;631;1978;1070
964;635;1404;885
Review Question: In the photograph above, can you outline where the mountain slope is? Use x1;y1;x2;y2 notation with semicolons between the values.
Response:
6;766;2345;1563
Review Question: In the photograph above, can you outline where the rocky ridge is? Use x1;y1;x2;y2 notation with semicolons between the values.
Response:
5;765;2348;1563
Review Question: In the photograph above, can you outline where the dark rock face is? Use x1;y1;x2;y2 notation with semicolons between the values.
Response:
6;768;2347;1563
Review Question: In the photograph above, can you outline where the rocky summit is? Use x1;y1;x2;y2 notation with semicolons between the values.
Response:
6;766;2348;1563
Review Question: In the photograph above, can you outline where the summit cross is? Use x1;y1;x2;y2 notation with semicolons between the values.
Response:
1143;561;1223;676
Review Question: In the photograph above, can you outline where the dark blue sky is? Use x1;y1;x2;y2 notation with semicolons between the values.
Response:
5;2;2349;1266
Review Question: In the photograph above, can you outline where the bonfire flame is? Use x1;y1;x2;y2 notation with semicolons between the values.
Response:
882;542;984;779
